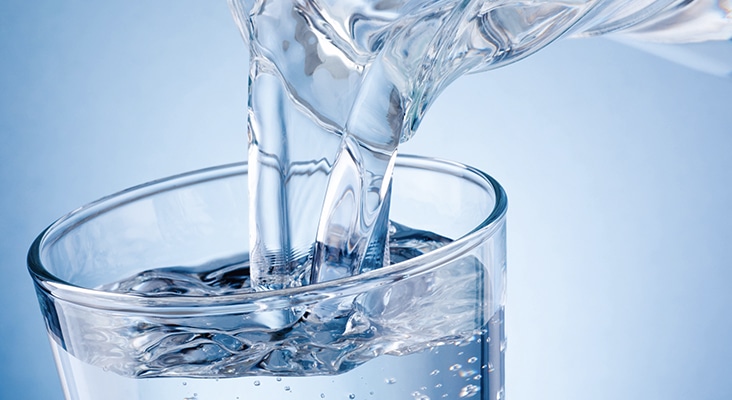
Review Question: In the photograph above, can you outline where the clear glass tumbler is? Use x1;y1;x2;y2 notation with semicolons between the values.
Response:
28;155;507;400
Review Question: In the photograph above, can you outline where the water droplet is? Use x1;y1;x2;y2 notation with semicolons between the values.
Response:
285;386;292;392
320;394;325;398
435;384;443;389
473;374;482;380
385;377;397;384
182;382;187;386
459;384;480;398
487;362;495;372
500;339;507;352
497;388;505;400
467;357;478;364
430;369;440;376
449;364;462;371
253;380;261;386
276;377;282;382
349;394;356;399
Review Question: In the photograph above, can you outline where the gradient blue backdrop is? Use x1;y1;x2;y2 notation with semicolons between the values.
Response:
1;1;731;399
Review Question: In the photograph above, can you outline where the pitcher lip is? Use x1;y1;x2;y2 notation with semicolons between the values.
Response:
27;155;507;312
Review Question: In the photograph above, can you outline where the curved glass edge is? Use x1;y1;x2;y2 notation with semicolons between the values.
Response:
28;155;507;313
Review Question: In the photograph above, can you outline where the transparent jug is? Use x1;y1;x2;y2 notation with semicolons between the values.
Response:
231;0;731;289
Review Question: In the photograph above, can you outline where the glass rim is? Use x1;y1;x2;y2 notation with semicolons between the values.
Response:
27;154;507;313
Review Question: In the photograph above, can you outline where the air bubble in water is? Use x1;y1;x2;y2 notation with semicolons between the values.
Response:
412;391;431;400
430;369;440;376
449;364;462;371
320;394;326;398
385;377;397;384
459;369;477;378
253;380;261;386
459;384;480;398
349;394;356;399
467;357;478;364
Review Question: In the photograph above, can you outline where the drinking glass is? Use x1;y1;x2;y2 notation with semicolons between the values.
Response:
28;155;507;400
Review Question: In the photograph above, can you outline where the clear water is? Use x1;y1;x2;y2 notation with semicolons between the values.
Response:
51;314;503;400
98;222;449;298
53;226;504;399
230;0;595;289
87;225;475;377
230;0;730;289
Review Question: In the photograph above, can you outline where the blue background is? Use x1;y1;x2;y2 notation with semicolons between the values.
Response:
1;1;731;399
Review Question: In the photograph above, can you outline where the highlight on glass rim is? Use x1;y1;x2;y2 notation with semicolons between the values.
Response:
22;1;731;400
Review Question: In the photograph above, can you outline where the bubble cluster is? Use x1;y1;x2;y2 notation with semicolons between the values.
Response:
459;384;480;398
